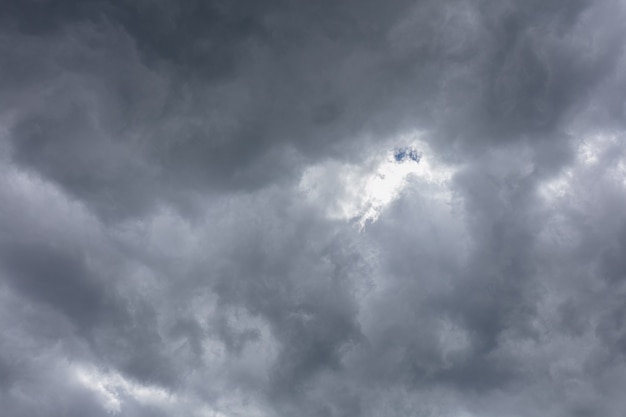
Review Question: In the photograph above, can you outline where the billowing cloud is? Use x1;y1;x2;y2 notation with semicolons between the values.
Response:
2;0;626;416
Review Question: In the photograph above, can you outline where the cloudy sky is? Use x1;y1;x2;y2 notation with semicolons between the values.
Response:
1;0;626;416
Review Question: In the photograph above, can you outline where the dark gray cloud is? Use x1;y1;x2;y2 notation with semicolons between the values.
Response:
2;0;626;416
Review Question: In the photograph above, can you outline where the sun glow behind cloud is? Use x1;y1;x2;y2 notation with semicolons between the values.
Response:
299;135;455;229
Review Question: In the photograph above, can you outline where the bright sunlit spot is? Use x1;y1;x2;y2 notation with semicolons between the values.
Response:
299;135;455;230
354;147;423;229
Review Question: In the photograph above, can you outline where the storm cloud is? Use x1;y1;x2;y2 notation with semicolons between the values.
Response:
1;0;626;416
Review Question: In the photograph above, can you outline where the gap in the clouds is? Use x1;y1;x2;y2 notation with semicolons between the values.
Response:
299;134;455;230
393;147;421;163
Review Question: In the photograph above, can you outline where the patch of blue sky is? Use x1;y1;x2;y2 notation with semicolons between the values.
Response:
394;147;421;163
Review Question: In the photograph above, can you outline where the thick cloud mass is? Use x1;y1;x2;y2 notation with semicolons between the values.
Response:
2;1;626;416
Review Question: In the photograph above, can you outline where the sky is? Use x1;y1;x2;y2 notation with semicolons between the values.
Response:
1;1;626;416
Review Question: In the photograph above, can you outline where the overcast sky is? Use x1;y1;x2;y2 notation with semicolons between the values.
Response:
1;1;626;416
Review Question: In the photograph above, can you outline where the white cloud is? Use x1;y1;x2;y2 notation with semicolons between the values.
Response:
299;133;455;230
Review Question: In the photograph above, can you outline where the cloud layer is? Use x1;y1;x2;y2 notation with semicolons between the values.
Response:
2;1;626;416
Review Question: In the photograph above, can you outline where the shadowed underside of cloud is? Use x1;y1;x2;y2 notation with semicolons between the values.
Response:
1;0;626;416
